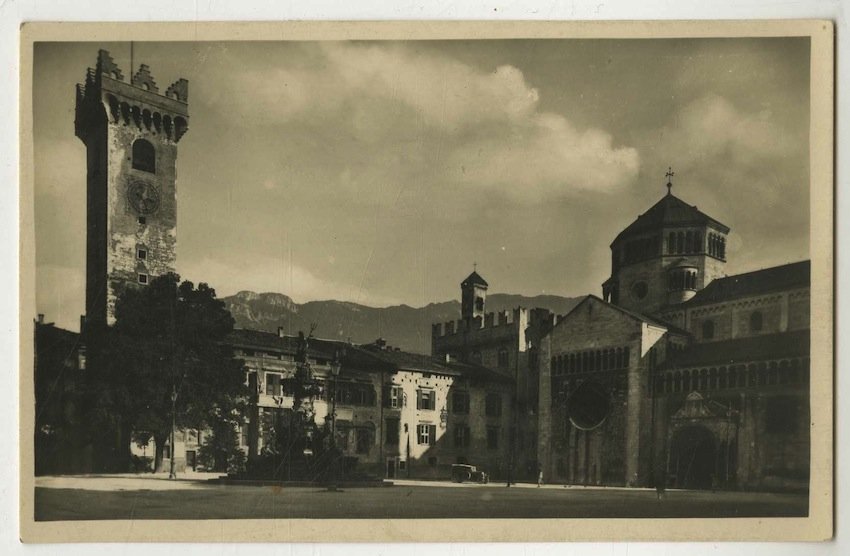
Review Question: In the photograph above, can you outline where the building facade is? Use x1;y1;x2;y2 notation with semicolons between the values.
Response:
537;181;810;492
431;272;551;481
231;330;515;480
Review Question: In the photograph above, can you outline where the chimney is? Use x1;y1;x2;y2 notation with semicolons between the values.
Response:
277;326;285;338
37;314;44;324
375;338;387;349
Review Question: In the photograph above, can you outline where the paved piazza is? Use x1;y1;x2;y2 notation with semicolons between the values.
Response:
33;474;808;521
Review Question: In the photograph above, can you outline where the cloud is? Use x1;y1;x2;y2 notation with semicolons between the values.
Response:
209;42;639;203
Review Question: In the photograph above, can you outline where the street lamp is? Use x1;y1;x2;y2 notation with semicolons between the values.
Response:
328;351;342;491
169;386;177;480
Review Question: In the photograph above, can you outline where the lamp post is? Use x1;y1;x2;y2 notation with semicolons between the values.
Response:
328;352;342;491
169;386;177;479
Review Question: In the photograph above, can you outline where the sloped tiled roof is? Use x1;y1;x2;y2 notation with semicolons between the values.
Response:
612;192;729;246
683;260;810;307
360;344;459;376
666;330;809;369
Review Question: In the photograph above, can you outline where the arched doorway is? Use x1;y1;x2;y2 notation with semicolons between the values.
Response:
670;425;717;489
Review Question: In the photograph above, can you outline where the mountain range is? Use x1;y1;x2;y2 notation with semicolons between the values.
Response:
221;291;583;355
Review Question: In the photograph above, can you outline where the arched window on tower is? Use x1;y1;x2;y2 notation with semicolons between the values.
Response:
132;139;156;173
668;232;675;254
685;231;694;253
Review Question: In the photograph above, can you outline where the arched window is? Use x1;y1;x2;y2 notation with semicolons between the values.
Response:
694;231;702;253
668;232;676;254
132;139;156;173
685;231;693;253
750;311;763;332
702;320;715;340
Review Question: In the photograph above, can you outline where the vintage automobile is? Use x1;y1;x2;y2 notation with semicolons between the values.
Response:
451;463;489;484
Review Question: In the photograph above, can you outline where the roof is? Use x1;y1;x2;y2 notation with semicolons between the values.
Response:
445;361;514;384
461;271;488;288
228;328;396;372
360;344;460;376
560;295;684;334
682;260;810;307
665;330;809;369
612;192;729;246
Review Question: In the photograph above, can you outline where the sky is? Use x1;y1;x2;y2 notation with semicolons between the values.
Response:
32;38;811;331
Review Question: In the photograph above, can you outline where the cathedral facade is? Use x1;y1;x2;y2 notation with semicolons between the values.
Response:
534;182;810;491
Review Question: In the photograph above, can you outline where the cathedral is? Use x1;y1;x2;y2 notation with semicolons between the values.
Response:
536;177;810;490
435;174;810;491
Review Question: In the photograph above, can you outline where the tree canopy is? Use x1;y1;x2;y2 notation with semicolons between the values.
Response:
86;273;246;471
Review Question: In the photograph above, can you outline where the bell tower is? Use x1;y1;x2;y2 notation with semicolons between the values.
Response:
460;268;488;321
75;50;189;325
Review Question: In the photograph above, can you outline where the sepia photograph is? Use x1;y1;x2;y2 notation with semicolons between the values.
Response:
18;20;833;542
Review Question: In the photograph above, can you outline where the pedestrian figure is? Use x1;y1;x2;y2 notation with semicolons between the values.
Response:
655;468;666;501
537;464;543;488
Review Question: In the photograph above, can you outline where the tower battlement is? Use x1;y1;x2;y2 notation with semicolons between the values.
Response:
432;308;528;338
76;50;189;145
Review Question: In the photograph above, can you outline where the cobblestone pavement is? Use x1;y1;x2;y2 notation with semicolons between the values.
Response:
34;474;808;521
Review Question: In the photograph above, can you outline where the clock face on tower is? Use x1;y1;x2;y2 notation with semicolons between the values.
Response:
127;179;161;215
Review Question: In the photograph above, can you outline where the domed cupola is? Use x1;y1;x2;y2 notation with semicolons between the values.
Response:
603;168;730;315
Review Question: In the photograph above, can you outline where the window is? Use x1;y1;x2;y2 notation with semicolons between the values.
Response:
138;216;147;225
356;428;372;454
454;424;470;448
138;273;148;285
137;248;147;260
485;393;502;417
265;373;282;396
385;418;399;446
487;426;500;450
475;297;484;312
384;385;403;409
417;423;436;445
452;391;470;414
497;349;509;369
131;139;156;173
334;382;377;407
702;320;715;340
750;311;763;332
416;389;436;411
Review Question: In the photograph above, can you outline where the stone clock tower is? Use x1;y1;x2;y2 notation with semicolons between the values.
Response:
75;50;189;325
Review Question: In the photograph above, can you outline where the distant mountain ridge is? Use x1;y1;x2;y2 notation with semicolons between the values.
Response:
222;291;583;355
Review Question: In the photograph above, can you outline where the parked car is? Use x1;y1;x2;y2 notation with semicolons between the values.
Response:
451;464;489;483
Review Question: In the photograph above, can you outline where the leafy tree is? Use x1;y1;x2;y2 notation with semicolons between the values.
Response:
199;417;246;473
86;273;246;472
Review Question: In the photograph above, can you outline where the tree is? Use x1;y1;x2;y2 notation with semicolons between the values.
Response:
85;273;246;472
199;418;246;473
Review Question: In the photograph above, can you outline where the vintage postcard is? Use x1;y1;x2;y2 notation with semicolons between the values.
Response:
19;20;833;542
